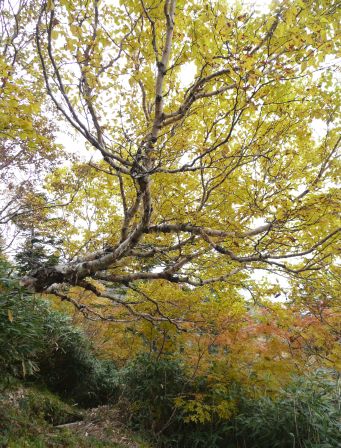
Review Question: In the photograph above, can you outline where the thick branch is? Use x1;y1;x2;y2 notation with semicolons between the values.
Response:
146;222;272;238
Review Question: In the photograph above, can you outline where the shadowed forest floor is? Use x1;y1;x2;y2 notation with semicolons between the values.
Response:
56;405;151;448
0;386;152;448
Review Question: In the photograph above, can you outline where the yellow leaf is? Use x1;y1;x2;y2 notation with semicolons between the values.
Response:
8;309;13;322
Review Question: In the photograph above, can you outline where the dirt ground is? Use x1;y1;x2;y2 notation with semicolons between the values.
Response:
57;405;149;448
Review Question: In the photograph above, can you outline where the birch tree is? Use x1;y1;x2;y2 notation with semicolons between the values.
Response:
19;0;340;325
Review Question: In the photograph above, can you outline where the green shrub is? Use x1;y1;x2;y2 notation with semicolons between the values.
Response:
119;354;222;447
228;372;341;448
37;310;119;407
0;262;46;379
0;260;119;407
120;353;188;435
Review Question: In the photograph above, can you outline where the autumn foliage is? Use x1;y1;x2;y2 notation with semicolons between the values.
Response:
0;0;340;446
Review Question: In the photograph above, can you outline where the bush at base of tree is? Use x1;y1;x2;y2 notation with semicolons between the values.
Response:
0;259;119;407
